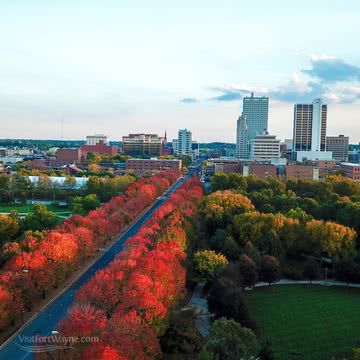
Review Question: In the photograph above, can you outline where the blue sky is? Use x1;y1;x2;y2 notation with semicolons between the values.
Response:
1;0;360;142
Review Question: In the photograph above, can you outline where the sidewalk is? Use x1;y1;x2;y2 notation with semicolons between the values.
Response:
246;278;360;290
188;282;210;337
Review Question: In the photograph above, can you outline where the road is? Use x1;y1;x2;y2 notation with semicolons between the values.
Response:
0;174;194;360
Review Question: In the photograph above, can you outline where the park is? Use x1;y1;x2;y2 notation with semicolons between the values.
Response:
246;284;360;359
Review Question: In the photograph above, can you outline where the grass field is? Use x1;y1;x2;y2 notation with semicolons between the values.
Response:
0;203;72;218
245;285;360;360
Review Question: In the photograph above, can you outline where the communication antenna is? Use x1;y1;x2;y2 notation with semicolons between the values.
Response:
61;116;64;140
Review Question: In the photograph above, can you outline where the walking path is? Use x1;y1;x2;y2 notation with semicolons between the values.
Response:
188;282;210;337
248;278;360;289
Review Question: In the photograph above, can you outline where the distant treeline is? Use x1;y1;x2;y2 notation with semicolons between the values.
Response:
198;142;236;149
0;139;122;150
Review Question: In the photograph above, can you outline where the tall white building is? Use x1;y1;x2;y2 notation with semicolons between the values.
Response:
236;113;248;158
175;129;192;156
292;98;332;161
250;134;280;161
86;134;108;146
236;93;269;159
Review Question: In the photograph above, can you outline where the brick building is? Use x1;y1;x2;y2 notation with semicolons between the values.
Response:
243;163;277;178
340;163;360;181
55;148;81;163
285;164;319;180
214;161;242;174
316;160;337;170
80;141;118;159
126;158;181;175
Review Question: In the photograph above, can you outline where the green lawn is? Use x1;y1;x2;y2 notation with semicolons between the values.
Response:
245;285;360;360
0;203;72;218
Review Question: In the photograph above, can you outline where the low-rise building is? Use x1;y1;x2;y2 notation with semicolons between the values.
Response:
6;148;33;157
204;158;242;176
86;134;108;146
126;158;182;175
215;162;242;173
285;164;319;180
317;160;337;170
340;163;360;181
122;134;166;156
243;163;277;178
0;156;25;164
56;148;82;163
80;141;118;159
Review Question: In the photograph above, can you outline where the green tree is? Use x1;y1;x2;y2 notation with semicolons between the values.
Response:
353;348;360;360
0;213;20;245
335;258;359;285
63;176;76;189
202;190;254;233
86;151;96;162
160;308;203;358
260;255;281;285
86;175;135;202
210;173;247;192
258;340;275;360
70;194;100;215
221;235;241;260
203;319;258;360
21;204;58;232
303;258;321;283
286;207;313;223
208;276;256;329
177;154;192;167
0;175;12;203
193;250;229;282
12;174;32;202
305;220;356;260
239;254;258;288
210;173;229;192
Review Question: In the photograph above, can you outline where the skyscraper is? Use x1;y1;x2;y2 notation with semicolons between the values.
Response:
236;93;269;159
236;113;248;158
293;98;327;152
175;129;192;156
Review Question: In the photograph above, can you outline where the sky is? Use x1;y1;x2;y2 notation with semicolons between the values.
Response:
1;0;360;143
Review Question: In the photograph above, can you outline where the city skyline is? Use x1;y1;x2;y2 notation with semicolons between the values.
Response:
1;1;360;142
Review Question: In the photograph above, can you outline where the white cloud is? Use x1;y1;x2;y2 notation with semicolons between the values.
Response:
309;54;337;61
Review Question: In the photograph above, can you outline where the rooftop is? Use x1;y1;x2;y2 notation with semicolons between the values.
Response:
340;162;360;167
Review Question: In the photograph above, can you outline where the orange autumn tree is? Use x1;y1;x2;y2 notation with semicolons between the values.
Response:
59;177;203;359
0;171;178;330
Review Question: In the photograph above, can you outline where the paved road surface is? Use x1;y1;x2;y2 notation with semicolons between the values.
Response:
0;175;192;360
